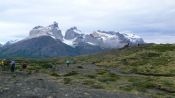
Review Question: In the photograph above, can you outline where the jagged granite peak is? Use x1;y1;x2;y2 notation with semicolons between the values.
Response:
121;32;144;45
64;26;83;40
49;21;59;28
29;21;63;41
82;30;144;48
84;34;103;46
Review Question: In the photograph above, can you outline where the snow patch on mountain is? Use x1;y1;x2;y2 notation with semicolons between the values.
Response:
86;42;97;46
63;38;76;46
122;32;141;39
92;31;116;40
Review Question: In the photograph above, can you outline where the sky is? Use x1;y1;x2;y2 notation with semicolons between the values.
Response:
0;0;175;44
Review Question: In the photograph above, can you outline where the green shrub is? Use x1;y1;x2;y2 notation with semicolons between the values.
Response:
91;83;104;89
163;80;174;87
50;72;60;77
85;74;96;79
27;70;32;74
129;78;156;91
77;66;83;69
40;63;53;69
12;74;16;78
97;69;108;75
108;72;119;78
63;78;72;84
98;77;116;83
82;79;96;85
64;71;79;76
119;85;133;92
82;79;104;89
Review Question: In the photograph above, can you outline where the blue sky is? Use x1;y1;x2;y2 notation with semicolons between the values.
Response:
0;0;175;44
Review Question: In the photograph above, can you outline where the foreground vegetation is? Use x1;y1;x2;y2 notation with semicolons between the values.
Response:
1;44;175;98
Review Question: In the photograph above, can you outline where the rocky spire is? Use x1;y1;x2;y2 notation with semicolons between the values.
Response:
64;27;83;40
29;21;63;41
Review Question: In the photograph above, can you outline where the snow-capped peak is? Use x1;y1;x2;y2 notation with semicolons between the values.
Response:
63;38;77;47
71;27;82;34
48;21;59;29
119;32;144;45
83;30;144;48
29;21;63;41
64;27;83;40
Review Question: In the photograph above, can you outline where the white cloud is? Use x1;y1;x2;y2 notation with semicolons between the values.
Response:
0;0;175;44
0;21;31;43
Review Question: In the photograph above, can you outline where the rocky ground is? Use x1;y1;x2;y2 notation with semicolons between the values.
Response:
0;69;148;98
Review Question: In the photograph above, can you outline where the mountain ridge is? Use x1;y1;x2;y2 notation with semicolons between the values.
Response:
0;22;144;57
27;22;144;48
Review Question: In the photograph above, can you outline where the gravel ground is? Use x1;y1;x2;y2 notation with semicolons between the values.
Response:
0;71;149;98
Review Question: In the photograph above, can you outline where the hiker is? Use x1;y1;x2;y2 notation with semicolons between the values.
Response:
66;60;70;67
127;43;130;47
124;43;130;48
0;60;4;71
2;59;9;71
138;43;140;46
0;60;4;65
10;60;16;72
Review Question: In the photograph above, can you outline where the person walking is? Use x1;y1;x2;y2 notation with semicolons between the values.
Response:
0;60;4;71
66;60;70;67
10;60;16;72
2;59;7;71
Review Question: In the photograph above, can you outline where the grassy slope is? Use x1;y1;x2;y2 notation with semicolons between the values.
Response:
3;44;175;98
71;44;175;97
74;44;175;74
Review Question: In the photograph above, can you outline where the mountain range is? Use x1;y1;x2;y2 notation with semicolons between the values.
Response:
0;22;144;58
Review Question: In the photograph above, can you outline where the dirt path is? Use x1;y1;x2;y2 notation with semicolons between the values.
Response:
0;71;148;98
109;67;175;77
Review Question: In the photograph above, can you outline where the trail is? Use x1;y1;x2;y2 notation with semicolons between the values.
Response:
109;67;175;77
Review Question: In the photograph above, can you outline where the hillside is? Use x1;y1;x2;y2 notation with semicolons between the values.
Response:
0;36;78;58
47;44;175;97
1;44;175;98
69;44;175;97
74;44;175;75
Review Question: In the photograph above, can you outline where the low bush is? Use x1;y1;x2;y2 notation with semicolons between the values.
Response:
77;66;83;69
63;78;72;84
82;79;104;89
50;72;60;77
64;71;79;76
85;74;96;79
